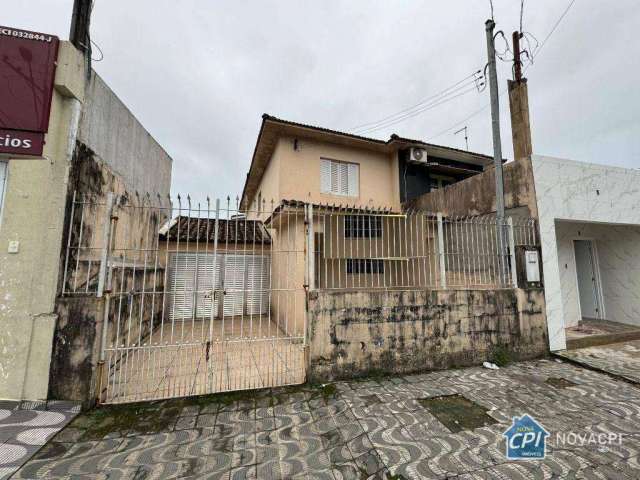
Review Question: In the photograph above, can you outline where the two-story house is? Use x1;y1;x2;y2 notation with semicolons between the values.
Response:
236;114;495;337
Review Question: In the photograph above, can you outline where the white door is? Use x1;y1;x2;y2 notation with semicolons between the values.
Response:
168;253;197;320
222;255;245;317
246;255;270;315
169;252;222;320
574;240;600;320
194;254;222;319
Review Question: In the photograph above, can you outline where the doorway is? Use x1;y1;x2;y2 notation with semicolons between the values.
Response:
573;240;602;320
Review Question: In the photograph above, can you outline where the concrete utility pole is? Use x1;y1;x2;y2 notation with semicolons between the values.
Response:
508;31;533;161
485;19;509;278
485;19;505;224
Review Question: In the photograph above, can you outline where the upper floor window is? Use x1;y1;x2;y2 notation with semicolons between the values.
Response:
344;215;382;238
320;158;359;197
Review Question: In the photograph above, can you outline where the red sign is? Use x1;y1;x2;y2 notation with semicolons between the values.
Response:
0;26;59;157
0;129;45;156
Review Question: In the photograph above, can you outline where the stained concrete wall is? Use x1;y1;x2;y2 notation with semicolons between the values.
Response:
78;74;172;196
405;157;538;221
307;288;548;381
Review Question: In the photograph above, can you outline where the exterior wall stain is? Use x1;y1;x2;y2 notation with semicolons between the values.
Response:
307;288;548;382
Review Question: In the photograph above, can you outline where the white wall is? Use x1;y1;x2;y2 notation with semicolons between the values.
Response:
531;155;640;350
555;221;640;329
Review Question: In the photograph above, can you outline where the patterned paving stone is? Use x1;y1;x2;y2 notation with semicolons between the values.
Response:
13;359;640;479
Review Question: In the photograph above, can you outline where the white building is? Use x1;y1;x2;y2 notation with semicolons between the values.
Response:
531;156;640;351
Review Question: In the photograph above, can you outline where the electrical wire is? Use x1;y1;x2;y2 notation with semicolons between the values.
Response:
350;71;482;132
428;0;577;142
355;83;483;135
533;0;576;59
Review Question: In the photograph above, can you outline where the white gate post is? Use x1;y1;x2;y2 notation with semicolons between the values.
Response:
306;204;315;291
208;198;221;341
97;193;115;298
97;192;115;403
507;217;518;288
437;213;447;289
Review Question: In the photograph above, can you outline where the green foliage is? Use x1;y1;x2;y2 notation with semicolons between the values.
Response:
490;344;512;367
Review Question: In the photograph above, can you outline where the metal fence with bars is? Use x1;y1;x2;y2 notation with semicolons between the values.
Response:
62;193;306;403
62;193;538;403
312;208;538;291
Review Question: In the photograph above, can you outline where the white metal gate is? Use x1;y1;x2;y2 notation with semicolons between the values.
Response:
62;194;307;404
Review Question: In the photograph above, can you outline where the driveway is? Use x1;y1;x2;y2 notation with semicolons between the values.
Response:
556;339;640;384
13;359;640;479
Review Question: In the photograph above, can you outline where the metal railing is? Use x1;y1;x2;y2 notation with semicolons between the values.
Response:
62;193;307;403
312;208;538;291
61;192;538;403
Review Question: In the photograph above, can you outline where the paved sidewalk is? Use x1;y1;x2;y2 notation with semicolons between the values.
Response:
0;401;79;480
556;339;640;384
13;359;640;479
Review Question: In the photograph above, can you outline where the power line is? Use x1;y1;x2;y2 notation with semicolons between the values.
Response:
428;0;576;142
356;83;483;135
350;71;481;132
534;0;576;58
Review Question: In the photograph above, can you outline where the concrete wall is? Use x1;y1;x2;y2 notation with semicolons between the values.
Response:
405;156;538;220
532;155;640;351
0;40;173;402
0;42;84;401
78;74;172;196
555;221;640;329
307;288;548;381
251;137;401;212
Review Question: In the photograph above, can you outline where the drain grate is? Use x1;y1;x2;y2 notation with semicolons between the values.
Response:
545;377;577;389
418;394;497;433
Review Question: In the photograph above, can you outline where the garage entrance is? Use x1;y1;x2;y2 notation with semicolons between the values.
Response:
61;195;307;404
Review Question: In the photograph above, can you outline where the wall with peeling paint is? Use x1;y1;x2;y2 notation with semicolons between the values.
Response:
307;288;548;382
0;40;173;402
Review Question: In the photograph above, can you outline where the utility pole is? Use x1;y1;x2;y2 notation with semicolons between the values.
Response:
70;0;92;74
485;19;509;277
508;30;533;161
454;126;469;151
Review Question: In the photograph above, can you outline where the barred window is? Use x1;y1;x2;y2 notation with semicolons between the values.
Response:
346;259;384;274
344;215;382;238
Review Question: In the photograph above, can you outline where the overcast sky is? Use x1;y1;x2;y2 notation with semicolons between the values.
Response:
6;0;640;200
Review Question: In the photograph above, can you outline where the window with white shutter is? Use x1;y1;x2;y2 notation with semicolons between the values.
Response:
320;158;359;197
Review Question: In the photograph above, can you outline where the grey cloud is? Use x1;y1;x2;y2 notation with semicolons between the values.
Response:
5;0;640;202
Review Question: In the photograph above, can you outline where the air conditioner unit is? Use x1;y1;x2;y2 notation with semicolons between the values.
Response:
408;147;428;164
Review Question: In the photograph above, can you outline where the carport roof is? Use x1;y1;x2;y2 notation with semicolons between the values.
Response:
159;216;271;244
